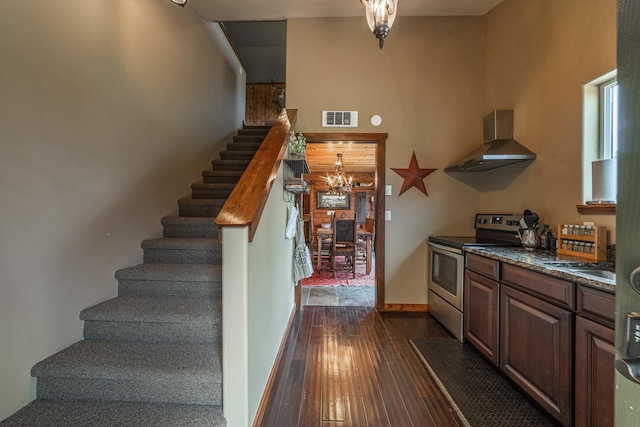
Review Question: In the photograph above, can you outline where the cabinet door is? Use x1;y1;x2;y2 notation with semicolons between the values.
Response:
500;285;573;426
575;316;614;427
464;270;499;365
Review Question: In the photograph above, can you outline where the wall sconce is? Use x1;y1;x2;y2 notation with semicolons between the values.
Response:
360;0;397;49
171;0;187;6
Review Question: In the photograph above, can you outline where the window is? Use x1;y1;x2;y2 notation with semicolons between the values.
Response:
582;70;617;206
600;79;618;159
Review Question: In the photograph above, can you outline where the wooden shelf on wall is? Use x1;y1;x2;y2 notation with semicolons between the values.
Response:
576;204;616;215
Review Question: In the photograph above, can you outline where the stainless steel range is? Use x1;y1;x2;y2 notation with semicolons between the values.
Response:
427;214;522;341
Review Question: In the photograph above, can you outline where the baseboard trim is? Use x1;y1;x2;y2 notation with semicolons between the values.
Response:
251;306;297;427
382;303;428;312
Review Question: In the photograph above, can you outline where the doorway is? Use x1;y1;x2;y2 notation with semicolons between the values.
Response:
295;133;387;310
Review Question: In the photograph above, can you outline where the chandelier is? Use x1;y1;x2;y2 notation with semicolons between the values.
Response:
326;153;353;195
360;0;397;49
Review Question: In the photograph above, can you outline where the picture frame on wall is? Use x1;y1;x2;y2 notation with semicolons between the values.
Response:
316;191;350;210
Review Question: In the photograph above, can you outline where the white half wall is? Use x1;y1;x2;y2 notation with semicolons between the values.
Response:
222;164;296;426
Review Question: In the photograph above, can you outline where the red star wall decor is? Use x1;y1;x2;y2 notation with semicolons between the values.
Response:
391;152;437;196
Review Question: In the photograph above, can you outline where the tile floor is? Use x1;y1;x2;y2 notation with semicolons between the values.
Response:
301;285;375;306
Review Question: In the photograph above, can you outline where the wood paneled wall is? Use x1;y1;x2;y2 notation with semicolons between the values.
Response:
245;83;285;126
305;172;376;230
307;188;375;231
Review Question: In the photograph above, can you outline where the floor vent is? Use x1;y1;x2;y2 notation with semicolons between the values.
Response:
322;111;358;127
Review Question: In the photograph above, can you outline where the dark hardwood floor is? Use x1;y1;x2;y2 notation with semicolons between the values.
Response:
258;306;463;427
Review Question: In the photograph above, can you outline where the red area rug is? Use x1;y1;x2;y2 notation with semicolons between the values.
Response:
302;256;375;287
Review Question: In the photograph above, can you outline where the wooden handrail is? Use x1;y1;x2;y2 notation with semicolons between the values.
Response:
215;109;297;241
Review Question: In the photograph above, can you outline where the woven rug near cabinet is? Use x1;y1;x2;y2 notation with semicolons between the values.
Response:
410;339;558;427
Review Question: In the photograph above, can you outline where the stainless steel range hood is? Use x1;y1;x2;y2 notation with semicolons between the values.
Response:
445;110;536;172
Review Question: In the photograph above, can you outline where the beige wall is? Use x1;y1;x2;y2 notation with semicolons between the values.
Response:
481;0;617;237
287;17;485;304
286;0;617;306
0;0;245;420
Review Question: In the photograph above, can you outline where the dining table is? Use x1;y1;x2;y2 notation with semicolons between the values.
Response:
315;228;373;275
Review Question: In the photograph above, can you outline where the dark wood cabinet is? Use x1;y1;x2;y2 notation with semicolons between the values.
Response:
465;252;615;427
464;270;500;365
574;316;614;427
575;287;615;427
500;285;573;426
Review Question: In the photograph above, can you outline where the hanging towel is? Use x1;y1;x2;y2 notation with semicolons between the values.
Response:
285;204;298;240
293;217;313;282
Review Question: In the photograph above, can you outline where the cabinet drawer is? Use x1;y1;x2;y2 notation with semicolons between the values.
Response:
577;286;615;328
502;263;575;310
466;253;499;280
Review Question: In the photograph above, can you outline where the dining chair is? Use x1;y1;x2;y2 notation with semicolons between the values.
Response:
330;212;358;278
357;218;375;268
365;217;375;251
309;213;331;271
365;217;375;234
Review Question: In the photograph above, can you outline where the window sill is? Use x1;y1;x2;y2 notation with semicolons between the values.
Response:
577;204;616;215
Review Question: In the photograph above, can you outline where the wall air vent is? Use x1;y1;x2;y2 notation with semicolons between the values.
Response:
322;111;358;128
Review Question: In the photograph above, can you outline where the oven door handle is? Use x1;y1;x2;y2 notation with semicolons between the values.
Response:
428;241;464;255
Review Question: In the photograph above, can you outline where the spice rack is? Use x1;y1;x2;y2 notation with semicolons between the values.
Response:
556;225;607;261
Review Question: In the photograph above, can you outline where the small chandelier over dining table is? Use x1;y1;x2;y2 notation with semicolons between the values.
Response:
327;153;353;195
360;0;397;49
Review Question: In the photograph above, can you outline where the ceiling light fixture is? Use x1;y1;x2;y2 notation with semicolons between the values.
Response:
327;153;353;195
360;0;397;49
171;0;187;7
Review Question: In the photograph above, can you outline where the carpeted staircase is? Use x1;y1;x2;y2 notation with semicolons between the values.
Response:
1;125;272;427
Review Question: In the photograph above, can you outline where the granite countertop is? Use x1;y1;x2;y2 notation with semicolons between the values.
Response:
465;246;615;293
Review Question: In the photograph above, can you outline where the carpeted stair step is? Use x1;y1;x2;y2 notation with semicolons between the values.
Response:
237;130;269;137
226;141;261;152
31;340;221;406
219;150;256;161
237;127;270;136
191;182;235;199
211;159;251;171
81;297;221;344
202;170;244;184
162;216;218;238
178;198;226;218
116;263;222;299
141;238;221;265
0;400;226;427
231;134;265;144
